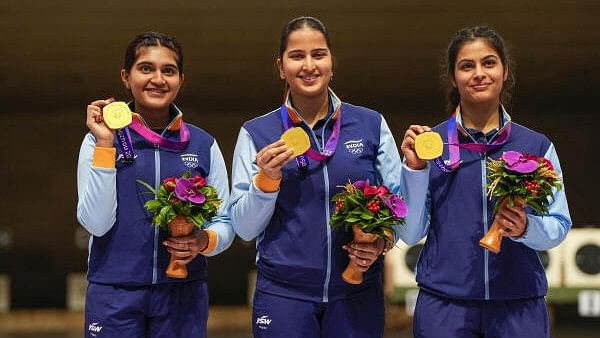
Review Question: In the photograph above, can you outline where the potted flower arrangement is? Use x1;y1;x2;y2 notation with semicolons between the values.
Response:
330;179;407;284
137;172;222;278
480;151;562;253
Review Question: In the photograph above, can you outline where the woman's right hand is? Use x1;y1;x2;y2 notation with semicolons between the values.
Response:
401;125;431;170
86;98;115;147
255;140;295;180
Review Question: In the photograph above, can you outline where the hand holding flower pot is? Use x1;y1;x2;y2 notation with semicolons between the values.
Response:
479;197;525;254
137;172;222;278
165;215;195;278
330;180;407;284
481;151;562;253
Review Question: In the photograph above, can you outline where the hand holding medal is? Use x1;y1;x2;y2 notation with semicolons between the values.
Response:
102;101;133;130
401;125;436;170
255;128;310;184
86;98;119;147
280;127;310;156
414;132;444;160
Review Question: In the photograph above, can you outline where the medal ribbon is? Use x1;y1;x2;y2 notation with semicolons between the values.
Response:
128;116;190;151
435;107;512;173
279;101;342;169
116;128;135;162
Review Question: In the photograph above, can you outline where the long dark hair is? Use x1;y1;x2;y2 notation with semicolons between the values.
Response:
123;31;184;74
277;17;332;96
278;16;331;58
442;26;515;114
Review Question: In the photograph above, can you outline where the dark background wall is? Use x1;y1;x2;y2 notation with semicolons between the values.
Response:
0;0;598;307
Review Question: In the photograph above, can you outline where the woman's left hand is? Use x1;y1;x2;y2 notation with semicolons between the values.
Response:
163;230;209;265
342;238;385;272
495;202;528;238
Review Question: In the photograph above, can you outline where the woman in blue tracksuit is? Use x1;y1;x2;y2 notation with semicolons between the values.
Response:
77;32;234;338
400;26;572;337
228;17;403;337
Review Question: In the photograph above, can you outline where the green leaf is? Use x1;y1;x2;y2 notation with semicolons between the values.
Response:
136;180;157;195
144;199;164;212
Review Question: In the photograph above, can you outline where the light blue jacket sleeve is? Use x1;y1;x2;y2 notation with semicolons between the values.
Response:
376;117;407;244
511;143;572;250
76;133;118;237
398;161;431;245
228;127;279;241
201;140;235;256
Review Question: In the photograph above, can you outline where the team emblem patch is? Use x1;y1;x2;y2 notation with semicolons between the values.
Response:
256;315;272;329
344;139;364;155
88;321;103;336
180;153;199;168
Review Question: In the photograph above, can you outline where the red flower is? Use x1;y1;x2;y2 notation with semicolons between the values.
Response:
163;177;177;191
542;158;554;171
335;199;344;212
376;186;390;197
523;153;539;162
193;176;207;188
363;185;378;197
366;199;381;212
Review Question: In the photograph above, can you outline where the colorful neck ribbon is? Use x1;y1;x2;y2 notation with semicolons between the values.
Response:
279;90;342;169
434;106;512;173
115;105;190;162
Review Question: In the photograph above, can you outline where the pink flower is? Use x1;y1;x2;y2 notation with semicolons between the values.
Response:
383;195;408;219
501;151;538;174
353;180;370;190
175;178;206;204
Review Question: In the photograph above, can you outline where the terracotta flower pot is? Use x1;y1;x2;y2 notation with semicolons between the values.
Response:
479;219;504;254
165;215;194;278
479;197;524;254
342;224;379;284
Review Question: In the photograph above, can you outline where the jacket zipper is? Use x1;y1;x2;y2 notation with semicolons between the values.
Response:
153;144;160;284
137;113;179;285
304;120;333;303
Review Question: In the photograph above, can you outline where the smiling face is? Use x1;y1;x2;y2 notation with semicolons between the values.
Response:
277;27;333;101
120;45;184;114
452;38;507;107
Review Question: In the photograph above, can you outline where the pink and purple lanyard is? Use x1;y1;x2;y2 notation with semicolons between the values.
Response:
115;116;190;162
280;103;342;169
435;110;511;172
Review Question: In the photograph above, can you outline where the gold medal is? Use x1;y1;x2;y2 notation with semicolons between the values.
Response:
415;131;443;160
280;127;310;156
103;102;132;129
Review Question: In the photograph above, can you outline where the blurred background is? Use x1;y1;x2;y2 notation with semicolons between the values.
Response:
0;0;599;336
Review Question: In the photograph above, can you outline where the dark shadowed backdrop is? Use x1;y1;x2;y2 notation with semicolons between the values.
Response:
0;0;598;308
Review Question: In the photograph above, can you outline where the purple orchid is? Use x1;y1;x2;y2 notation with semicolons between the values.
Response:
175;178;206;204
501;151;538;174
383;195;408;219
353;179;370;190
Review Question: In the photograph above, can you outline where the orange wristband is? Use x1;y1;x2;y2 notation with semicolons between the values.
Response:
92;146;116;168
254;170;281;193
199;230;218;254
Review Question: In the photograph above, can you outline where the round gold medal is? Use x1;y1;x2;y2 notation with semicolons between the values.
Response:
415;131;443;160
103;102;132;129
280;127;310;156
